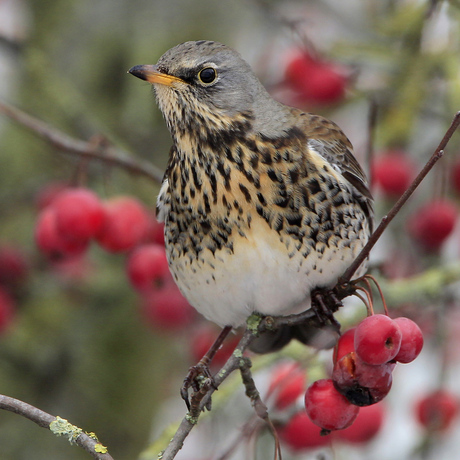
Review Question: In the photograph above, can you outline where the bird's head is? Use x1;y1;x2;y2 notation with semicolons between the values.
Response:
129;40;282;138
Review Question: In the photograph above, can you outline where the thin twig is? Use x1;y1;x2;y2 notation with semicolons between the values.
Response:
0;100;164;183
160;328;257;460
0;394;114;460
340;111;460;284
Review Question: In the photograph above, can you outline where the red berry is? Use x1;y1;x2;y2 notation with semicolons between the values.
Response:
146;214;165;246
372;151;415;197
408;199;457;251
335;403;385;444
332;352;393;406
53;188;104;241
190;325;241;368
354;314;402;365
141;286;195;330
0;287;14;333
126;244;171;292
285;53;316;91
416;389;459;432
96;197;150;253
268;361;307;409
334;327;356;363
393;317;424;363
285;52;346;106
0;245;28;289
279;411;330;451
35;208;89;259
305;379;360;431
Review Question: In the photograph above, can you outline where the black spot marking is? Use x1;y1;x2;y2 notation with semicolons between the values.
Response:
239;184;251;203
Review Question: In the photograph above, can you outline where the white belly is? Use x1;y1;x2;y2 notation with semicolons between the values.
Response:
167;221;366;327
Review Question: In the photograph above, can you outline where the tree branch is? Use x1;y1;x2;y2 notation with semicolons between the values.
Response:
0;100;164;184
0;394;114;460
340;111;460;284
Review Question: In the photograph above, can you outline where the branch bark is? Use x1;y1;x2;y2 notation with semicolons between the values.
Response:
0;394;114;459
0;100;164;184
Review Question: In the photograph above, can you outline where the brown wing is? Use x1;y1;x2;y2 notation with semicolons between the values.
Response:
296;110;374;230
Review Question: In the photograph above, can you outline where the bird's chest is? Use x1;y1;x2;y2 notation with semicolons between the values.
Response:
157;151;369;327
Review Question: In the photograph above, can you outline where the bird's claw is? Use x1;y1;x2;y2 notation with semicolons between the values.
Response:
181;359;216;411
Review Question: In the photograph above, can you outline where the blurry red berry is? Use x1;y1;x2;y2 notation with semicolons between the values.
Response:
416;389;459;432
334;327;356;363
96;197;150;253
35;208;89;259
0;245;28;289
126;244;171;291
0;287;14;333
332;352;393;406
279;411;330;451
190;324;240;368
35;182;69;210
285;53;316;90
372;151;415;197
268;361;307;409
393;317;424;363
355;314;402;365
141;286;195;330
335;403;385;444
146;214;165;246
305;379;360;431
285;52;346;106
408;199;457;251
53;188;104;241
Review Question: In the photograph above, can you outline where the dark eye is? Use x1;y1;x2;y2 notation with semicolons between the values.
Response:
198;67;217;84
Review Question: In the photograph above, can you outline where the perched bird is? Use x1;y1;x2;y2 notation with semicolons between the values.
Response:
129;40;373;352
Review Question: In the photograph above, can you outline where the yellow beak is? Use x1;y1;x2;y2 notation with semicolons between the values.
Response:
128;65;184;86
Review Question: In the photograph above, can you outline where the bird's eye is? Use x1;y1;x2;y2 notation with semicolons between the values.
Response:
198;67;217;84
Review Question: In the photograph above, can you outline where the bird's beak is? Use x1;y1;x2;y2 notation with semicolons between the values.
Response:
128;64;184;86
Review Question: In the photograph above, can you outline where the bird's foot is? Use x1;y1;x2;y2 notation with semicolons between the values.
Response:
311;288;343;332
181;358;216;412
181;325;233;411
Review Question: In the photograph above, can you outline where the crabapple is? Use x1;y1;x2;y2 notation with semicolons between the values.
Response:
35;207;89;259
354;314;402;365
416;389;459;432
126;244;171;291
393;317;424;363
279;411;330;450
372;151;415;197
305;379;360;431
141;286;195;330
53;188;104;241
408;199;457;251
96;197;150;253
332;352;393;406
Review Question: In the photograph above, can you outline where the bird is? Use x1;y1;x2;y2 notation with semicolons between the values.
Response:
129;40;373;353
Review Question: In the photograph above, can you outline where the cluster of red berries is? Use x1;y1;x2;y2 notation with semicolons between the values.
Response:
373;151;459;252
283;50;347;106
271;313;424;452
304;314;423;432
270;361;385;451
34;184;194;331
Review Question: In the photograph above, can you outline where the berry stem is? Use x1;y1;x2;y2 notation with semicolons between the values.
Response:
364;274;390;316
340;111;460;284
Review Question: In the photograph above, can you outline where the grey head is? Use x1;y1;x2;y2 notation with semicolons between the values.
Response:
129;40;290;136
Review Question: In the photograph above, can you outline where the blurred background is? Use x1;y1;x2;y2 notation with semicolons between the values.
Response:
1;0;460;459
